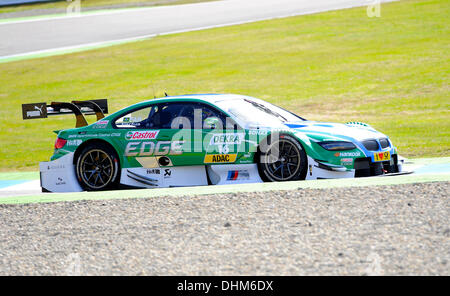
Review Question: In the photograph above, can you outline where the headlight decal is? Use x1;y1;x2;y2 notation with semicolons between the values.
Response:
318;141;357;151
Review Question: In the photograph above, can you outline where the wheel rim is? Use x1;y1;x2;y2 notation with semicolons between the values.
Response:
79;149;114;189
262;139;302;181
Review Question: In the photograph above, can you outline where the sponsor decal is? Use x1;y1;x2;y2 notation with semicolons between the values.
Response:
210;133;244;145
93;120;109;129
67;139;82;146
121;117;141;124
56;177;66;186
68;133;120;139
237;153;254;164
147;169;161;175
374;151;391;162
126;170;158;187
27;105;44;118
217;144;230;154
27;110;40;117
227;170;250;181
98;133;119;138
125;130;160;140
117;117;144;127
340;158;353;166
125;141;184;157
248;130;268;136
69;134;94;138
204;154;237;164
334;152;361;157
164;169;172;178
22;103;47;120
47;164;65;170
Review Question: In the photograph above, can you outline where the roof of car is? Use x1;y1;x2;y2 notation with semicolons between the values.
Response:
142;94;247;104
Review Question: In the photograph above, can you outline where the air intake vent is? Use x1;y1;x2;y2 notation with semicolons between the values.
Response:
362;140;379;151
379;138;390;149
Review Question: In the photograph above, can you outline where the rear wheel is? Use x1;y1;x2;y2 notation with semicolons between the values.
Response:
258;134;307;182
76;143;120;191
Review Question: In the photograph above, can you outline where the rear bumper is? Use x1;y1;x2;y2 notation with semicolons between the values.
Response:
39;153;83;192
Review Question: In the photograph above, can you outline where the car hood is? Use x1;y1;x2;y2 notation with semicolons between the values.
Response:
283;121;387;142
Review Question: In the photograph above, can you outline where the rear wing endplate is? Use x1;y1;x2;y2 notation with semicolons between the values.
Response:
22;99;108;128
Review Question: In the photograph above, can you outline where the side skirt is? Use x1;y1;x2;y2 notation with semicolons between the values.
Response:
207;163;263;185
119;166;208;188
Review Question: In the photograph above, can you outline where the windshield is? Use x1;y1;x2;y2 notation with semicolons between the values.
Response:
215;97;305;128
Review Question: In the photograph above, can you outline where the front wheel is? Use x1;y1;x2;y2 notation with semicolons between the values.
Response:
76;143;120;191
258;134;307;182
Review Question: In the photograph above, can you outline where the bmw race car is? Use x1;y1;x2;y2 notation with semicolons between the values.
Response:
23;94;405;192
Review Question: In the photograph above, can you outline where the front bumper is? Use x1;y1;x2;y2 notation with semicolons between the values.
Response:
354;154;404;177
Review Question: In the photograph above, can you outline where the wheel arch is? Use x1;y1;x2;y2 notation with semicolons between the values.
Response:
255;132;308;181
255;131;311;157
73;139;121;167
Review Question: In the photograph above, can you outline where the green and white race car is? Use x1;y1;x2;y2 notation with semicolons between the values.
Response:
23;94;405;192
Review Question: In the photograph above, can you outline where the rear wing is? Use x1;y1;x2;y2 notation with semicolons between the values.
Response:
22;99;108;128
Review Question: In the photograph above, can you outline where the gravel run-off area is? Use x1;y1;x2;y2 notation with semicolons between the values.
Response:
0;182;448;275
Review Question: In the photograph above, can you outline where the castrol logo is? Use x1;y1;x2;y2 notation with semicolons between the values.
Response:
125;130;160;140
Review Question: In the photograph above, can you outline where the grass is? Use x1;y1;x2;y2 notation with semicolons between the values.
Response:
0;0;215;15
0;0;448;171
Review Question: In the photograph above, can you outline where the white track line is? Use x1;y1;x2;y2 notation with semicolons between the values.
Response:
0;180;40;192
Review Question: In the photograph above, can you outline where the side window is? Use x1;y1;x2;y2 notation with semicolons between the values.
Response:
177;103;239;130
153;103;186;129
115;106;157;129
151;102;226;130
114;102;240;130
201;104;240;130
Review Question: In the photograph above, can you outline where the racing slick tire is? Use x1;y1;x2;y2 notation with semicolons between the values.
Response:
76;142;120;191
258;134;307;182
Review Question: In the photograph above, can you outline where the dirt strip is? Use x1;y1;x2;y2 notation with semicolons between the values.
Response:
0;182;448;275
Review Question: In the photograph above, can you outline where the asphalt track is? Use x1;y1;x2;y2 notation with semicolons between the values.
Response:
0;157;449;204
0;0;396;61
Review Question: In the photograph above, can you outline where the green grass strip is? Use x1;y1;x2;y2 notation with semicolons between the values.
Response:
0;171;39;180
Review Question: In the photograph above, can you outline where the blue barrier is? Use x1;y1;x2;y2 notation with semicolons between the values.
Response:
0;0;62;6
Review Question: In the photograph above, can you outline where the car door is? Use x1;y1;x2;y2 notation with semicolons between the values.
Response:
189;102;246;165
114;101;202;168
112;101;247;170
